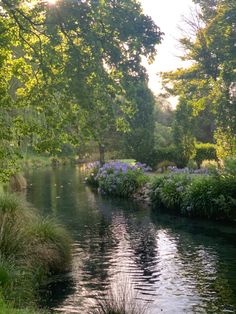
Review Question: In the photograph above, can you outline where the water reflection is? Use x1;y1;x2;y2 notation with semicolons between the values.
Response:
25;166;236;314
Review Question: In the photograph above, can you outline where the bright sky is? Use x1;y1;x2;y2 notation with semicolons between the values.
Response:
140;0;195;96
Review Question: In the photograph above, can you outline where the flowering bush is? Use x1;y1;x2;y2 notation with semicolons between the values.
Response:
150;173;236;220
86;161;150;197
183;176;236;219
150;174;192;210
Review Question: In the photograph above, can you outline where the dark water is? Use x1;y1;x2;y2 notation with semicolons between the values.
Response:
25;166;236;314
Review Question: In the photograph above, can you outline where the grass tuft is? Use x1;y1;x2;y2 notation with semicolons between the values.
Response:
92;277;149;314
0;193;71;312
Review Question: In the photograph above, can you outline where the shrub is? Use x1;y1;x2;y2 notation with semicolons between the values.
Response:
150;173;236;220
223;157;236;176
194;143;217;168
201;159;218;169
159;175;192;210
187;160;198;170
200;160;219;175
149;176;165;207
150;175;192;210
154;146;177;166
84;161;100;187
182;176;236;219
157;160;176;172
88;161;149;198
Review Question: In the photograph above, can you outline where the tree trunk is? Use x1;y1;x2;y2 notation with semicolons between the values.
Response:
99;144;105;166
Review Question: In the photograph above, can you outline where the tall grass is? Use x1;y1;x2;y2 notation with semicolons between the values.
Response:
92;277;149;314
0;193;71;312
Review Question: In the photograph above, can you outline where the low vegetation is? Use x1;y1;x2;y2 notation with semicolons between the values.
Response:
0;193;71;313
92;277;148;314
87;158;236;221
150;161;236;220
86;161;150;198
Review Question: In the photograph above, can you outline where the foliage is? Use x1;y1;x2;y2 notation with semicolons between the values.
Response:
27;217;71;275
214;127;236;159
157;160;176;172
0;193;71;308
162;0;236;162
86;161;149;198
0;297;41;314
150;175;192;210
154;146;177;167
183;176;236;219
200;159;218;171
194;143;217;168
0;0;162;180
154;122;173;149
149;176;166;207
150;172;236;220
187;160;198;170
121;81;156;166
223;157;236;177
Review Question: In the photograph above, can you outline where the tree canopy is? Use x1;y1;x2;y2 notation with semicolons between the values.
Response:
0;0;162;179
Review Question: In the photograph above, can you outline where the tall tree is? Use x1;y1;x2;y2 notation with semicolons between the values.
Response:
162;0;236;161
0;0;162;176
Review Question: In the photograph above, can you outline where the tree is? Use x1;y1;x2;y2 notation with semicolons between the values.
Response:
122;80;156;166
162;0;236;161
0;0;163;175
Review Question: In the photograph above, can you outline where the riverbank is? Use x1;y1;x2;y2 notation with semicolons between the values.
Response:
0;193;71;314
86;161;236;222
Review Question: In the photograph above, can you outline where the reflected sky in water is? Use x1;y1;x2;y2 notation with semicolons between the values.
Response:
25;166;236;314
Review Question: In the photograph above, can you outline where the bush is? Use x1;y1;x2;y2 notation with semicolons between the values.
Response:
150;175;192;210
159;175;192;210
84;162;100;188
149;176;166;207
187;160;198;170
154;146;177;166
194;143;217;168
201;159;218;169
223;157;236;176
88;161;149;198
150;174;236;220
200;159;219;175
157;160;176;172
182;176;236;219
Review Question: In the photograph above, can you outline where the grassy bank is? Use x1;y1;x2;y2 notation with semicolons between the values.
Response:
0;193;71;313
86;161;236;221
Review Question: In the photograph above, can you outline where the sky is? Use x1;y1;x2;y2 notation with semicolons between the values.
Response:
140;0;195;97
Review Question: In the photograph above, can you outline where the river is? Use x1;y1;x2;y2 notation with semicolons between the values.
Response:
25;166;236;314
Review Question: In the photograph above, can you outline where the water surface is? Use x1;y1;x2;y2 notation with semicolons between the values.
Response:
25;166;236;314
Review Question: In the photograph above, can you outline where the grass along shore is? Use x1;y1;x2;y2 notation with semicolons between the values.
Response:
0;193;71;313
